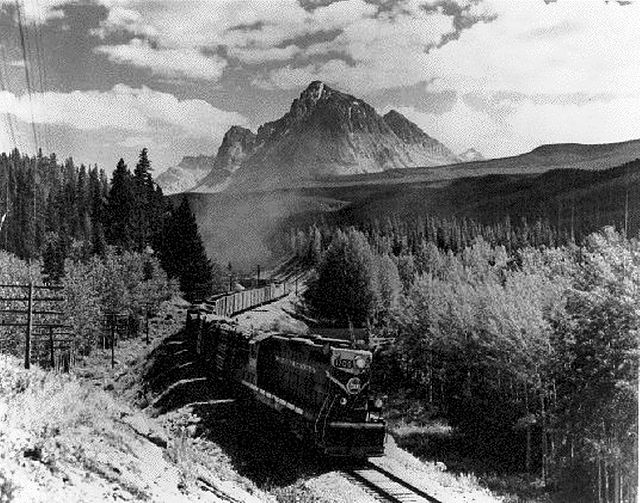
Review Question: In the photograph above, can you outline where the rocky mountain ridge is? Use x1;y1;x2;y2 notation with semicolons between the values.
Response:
190;81;460;192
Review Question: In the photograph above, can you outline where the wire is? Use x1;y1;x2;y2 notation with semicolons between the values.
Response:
14;0;41;265
31;0;50;154
15;0;39;152
0;45;17;150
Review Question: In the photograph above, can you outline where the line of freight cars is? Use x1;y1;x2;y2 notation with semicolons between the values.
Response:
206;281;291;318
186;311;387;457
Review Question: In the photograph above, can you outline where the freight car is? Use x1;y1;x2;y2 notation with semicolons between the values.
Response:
187;313;386;457
207;282;291;318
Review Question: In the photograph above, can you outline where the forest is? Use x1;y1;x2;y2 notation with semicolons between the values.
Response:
292;217;638;502
0;146;637;502
0;148;221;359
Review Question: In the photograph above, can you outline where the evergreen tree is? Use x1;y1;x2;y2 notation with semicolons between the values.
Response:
77;164;90;242
106;159;135;250
132;148;153;251
41;232;66;282
88;166;106;255
150;184;166;249
159;196;218;302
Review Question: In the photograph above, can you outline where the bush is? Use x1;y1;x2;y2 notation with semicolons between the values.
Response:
62;248;178;354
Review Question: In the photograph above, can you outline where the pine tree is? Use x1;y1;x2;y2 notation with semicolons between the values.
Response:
77;164;90;242
106;159;135;250
132;148;153;251
159;196;217;302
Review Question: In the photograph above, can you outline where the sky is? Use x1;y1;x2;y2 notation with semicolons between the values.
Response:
0;0;639;173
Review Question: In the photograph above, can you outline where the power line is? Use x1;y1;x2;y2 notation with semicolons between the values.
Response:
0;45;18;149
31;0;50;154
15;0;39;152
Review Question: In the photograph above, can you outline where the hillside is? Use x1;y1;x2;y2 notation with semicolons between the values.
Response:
180;159;640;270
0;325;271;502
300;137;640;189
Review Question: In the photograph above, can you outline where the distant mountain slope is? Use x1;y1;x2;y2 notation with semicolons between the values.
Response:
193;126;257;191
182;158;640;269
303;137;640;189
195;81;458;192
444;138;640;178
383;109;460;165
156;155;212;194
183;81;640;195
458;148;485;162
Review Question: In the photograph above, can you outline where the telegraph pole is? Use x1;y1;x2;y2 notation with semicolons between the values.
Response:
25;282;33;369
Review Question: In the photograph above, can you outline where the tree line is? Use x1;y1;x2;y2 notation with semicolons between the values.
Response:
0;148;220;302
299;222;637;503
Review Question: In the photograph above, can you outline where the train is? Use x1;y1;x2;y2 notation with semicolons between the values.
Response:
186;309;386;458
206;281;291;318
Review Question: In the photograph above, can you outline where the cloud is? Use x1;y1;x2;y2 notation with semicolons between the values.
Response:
0;84;247;167
396;93;640;159
256;0;640;100
92;0;380;78
95;38;227;80
228;44;301;64
426;0;640;96
254;1;471;92
0;84;245;133
0;0;67;20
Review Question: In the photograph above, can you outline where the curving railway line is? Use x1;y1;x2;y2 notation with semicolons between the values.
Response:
344;461;445;503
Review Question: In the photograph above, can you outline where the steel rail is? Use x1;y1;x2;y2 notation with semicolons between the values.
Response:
345;460;445;503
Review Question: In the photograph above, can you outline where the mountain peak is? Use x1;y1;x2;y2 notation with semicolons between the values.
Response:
459;148;485;162
197;82;460;191
302;80;328;98
289;80;335;119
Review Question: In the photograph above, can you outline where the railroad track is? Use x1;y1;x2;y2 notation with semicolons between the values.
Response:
345;461;444;503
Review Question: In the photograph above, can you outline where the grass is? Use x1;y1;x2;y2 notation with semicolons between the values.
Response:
0;355;126;448
0;354;140;500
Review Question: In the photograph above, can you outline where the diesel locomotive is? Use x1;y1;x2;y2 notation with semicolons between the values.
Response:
187;312;386;457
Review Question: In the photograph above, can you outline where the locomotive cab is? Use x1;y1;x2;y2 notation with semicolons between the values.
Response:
315;346;386;457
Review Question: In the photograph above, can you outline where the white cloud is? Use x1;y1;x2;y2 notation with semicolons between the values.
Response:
256;2;459;92
0;0;67;20
0;84;247;166
427;0;640;96
253;63;317;89
0;84;246;134
92;0;380;78
397;93;640;159
229;44;301;64
95;38;227;80
257;0;640;102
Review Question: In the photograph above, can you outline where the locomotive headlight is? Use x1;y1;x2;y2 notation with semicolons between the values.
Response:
368;397;383;411
340;397;348;406
354;356;367;369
